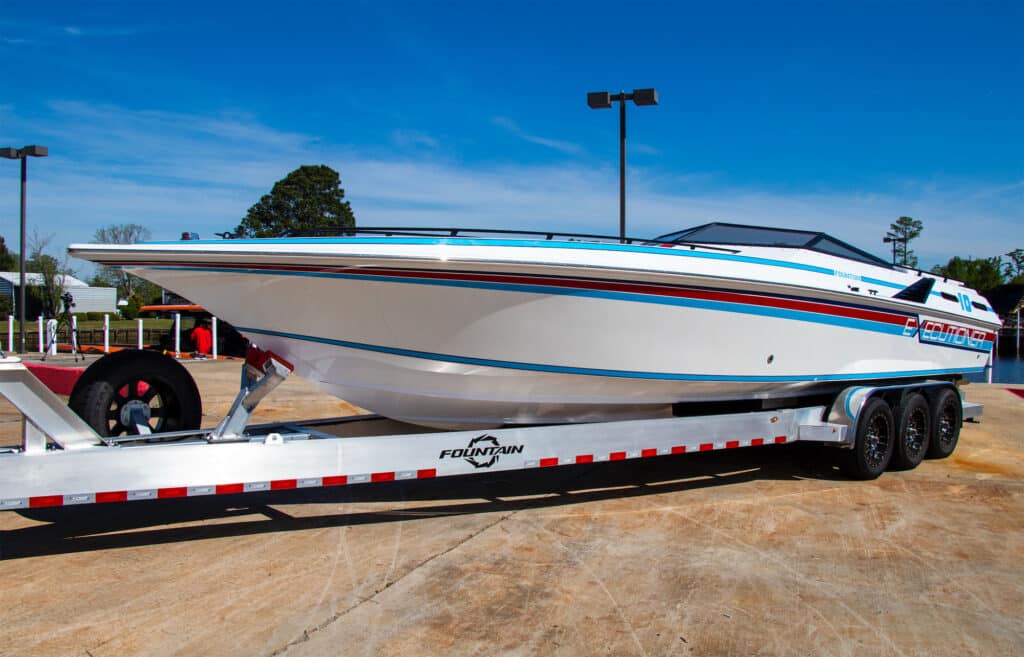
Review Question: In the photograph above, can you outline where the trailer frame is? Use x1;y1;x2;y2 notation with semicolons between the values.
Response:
0;351;982;512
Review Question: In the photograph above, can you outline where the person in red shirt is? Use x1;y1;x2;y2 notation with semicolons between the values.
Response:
190;317;213;357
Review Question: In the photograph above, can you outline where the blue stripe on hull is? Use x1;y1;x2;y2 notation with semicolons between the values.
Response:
238;326;985;383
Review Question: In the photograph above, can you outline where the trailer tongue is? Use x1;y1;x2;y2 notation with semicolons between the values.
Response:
0;349;980;512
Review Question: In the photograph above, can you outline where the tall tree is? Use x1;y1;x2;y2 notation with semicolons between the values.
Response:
1004;248;1024;284
92;223;155;299
931;256;1005;292
95;223;151;245
26;231;75;318
0;236;16;271
232;165;356;238
886;216;923;268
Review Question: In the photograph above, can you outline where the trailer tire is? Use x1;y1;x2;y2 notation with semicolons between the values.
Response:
925;388;961;460
842;397;894;480
890;393;931;471
68;350;202;437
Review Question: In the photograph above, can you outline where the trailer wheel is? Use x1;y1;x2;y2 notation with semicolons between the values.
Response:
842;397;894;480
890;393;931;470
925;388;962;459
68;350;202;437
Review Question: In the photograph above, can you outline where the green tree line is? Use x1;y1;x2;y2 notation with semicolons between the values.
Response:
932;250;1024;292
884;216;1023;292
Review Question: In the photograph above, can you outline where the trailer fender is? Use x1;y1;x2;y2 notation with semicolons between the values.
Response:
827;380;962;451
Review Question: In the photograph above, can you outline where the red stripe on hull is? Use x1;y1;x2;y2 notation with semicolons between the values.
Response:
116;262;913;327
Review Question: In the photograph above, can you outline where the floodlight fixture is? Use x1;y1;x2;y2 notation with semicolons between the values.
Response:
586;88;659;241
632;88;658;106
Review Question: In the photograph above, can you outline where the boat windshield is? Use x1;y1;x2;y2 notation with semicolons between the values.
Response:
653;222;891;268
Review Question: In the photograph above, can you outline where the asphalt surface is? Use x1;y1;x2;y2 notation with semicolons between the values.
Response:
0;357;1022;657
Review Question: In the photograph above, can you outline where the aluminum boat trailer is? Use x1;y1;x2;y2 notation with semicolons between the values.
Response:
0;349;982;512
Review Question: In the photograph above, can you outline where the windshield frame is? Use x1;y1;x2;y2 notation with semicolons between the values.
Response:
653;222;892;268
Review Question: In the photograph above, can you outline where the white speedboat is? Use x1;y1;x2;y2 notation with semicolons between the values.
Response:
69;223;1000;429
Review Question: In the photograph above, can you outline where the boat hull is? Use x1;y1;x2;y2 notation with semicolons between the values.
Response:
126;264;992;428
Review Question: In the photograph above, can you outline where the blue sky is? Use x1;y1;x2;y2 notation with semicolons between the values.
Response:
0;0;1020;275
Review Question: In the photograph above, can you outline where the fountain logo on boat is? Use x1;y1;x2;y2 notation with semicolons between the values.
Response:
439;434;524;468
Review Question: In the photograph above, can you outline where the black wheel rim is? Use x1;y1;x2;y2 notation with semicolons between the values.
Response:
865;413;892;470
905;407;927;457
936;403;957;450
105;378;181;435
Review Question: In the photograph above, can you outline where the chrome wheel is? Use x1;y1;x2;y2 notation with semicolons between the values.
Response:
864;412;892;472
934;404;957;451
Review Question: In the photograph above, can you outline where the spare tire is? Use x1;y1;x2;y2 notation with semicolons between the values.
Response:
68;350;202;437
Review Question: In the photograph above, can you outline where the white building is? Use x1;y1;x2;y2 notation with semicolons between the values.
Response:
0;272;118;314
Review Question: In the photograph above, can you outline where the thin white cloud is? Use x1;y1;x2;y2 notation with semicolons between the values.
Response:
630;143;661;156
491;116;584;156
390;129;440;149
63;25;142;38
46;101;312;152
0;20;143;45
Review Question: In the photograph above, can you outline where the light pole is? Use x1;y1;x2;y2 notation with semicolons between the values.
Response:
587;88;658;242
1;145;48;353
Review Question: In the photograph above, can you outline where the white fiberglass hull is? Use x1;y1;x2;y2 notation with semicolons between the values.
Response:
71;239;998;429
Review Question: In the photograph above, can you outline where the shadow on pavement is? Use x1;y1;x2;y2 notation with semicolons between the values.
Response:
1;443;848;559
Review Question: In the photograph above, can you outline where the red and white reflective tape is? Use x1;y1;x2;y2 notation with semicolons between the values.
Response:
0;469;439;510
0;434;791;510
527;435;789;468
